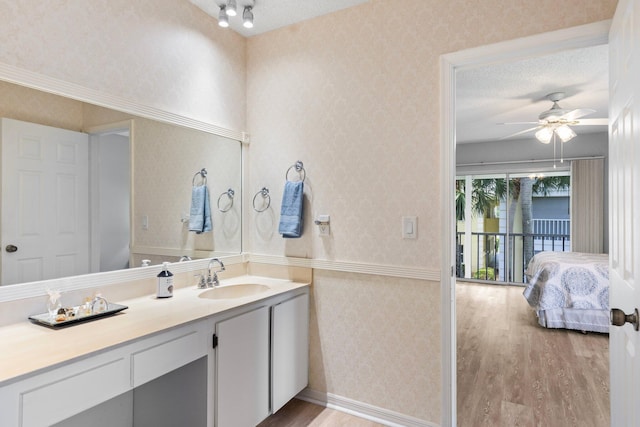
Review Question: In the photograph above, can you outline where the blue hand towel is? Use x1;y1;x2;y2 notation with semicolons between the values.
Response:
189;185;212;234
278;180;304;238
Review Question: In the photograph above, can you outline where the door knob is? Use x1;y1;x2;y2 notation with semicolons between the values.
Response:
5;244;17;253
611;308;640;331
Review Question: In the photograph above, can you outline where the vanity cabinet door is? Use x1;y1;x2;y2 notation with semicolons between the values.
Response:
271;293;309;413
215;305;270;427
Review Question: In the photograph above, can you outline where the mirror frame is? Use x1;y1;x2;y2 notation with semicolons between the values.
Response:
0;62;248;303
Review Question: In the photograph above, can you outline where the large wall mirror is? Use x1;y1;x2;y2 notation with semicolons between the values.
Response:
0;79;242;287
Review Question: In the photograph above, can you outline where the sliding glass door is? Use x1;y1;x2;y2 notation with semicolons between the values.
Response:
456;171;571;285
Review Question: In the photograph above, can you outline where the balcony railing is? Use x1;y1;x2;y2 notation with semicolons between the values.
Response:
456;229;570;284
532;218;570;237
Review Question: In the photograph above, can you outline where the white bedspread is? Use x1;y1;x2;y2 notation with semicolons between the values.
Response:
523;251;609;313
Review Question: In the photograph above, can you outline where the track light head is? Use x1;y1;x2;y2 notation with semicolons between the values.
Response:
243;6;254;28
218;6;229;27
226;0;237;17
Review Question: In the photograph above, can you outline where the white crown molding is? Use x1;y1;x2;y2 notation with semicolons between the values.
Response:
297;388;439;427
0;62;244;142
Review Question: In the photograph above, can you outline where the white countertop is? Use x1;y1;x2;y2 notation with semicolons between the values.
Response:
0;275;309;385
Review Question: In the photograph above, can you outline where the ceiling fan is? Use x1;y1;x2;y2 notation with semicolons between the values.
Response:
501;92;608;143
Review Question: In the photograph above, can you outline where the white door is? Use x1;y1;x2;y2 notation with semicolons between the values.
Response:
609;0;640;425
1;118;89;285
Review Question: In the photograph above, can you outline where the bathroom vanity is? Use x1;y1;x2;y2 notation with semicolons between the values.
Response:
0;272;310;427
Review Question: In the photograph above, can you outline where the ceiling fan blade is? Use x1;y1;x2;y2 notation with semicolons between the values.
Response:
575;118;608;126
562;108;596;121
499;126;540;140
498;121;539;125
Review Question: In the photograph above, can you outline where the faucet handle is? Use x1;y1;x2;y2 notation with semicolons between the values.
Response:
195;273;207;289
212;271;220;287
206;274;215;288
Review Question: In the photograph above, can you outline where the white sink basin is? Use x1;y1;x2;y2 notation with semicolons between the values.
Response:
198;284;270;300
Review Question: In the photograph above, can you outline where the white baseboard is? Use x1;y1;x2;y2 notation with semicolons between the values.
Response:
296;388;440;427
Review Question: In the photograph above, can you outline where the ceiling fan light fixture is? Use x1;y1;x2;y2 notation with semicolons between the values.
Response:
535;127;553;144
226;0;237;17
218;6;229;27
243;6;254;28
556;124;576;142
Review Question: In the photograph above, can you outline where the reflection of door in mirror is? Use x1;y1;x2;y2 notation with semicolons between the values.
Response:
1;118;90;285
0;118;132;286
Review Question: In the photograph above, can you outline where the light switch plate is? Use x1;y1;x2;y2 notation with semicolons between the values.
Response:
402;216;417;239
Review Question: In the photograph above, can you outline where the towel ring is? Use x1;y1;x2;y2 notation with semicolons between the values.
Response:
192;168;207;186
217;188;235;213
285;161;306;182
252;187;270;212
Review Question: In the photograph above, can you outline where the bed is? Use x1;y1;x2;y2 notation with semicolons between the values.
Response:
523;251;609;333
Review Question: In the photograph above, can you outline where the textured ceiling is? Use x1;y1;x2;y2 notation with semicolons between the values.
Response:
456;43;609;144
190;0;371;37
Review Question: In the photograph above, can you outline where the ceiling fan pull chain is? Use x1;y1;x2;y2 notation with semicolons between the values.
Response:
553;133;557;169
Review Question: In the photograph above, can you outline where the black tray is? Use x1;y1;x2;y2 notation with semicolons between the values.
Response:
29;303;128;329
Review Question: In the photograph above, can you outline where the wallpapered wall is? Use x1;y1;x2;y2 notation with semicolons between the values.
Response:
0;0;246;132
246;0;617;423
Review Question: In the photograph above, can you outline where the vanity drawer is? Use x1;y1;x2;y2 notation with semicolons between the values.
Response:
131;325;207;388
20;355;129;427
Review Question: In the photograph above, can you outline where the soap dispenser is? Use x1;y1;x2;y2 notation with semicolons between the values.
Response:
157;262;174;298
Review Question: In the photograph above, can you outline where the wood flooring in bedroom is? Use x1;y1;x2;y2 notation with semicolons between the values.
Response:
456;282;610;427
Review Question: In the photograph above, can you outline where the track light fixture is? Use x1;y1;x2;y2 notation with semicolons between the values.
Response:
218;5;229;27
217;1;255;30
243;6;254;28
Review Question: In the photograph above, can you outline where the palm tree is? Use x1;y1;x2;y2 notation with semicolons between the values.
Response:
456;178;504;221
457;175;570;279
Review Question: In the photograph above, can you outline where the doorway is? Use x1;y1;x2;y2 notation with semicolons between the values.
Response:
440;21;611;426
87;121;132;273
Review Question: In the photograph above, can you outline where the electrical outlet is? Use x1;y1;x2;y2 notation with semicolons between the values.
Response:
319;224;330;236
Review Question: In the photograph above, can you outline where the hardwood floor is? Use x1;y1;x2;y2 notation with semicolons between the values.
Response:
258;399;385;427
456;282;610;427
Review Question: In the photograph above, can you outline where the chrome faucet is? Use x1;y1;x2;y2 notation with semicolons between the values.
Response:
206;258;225;287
